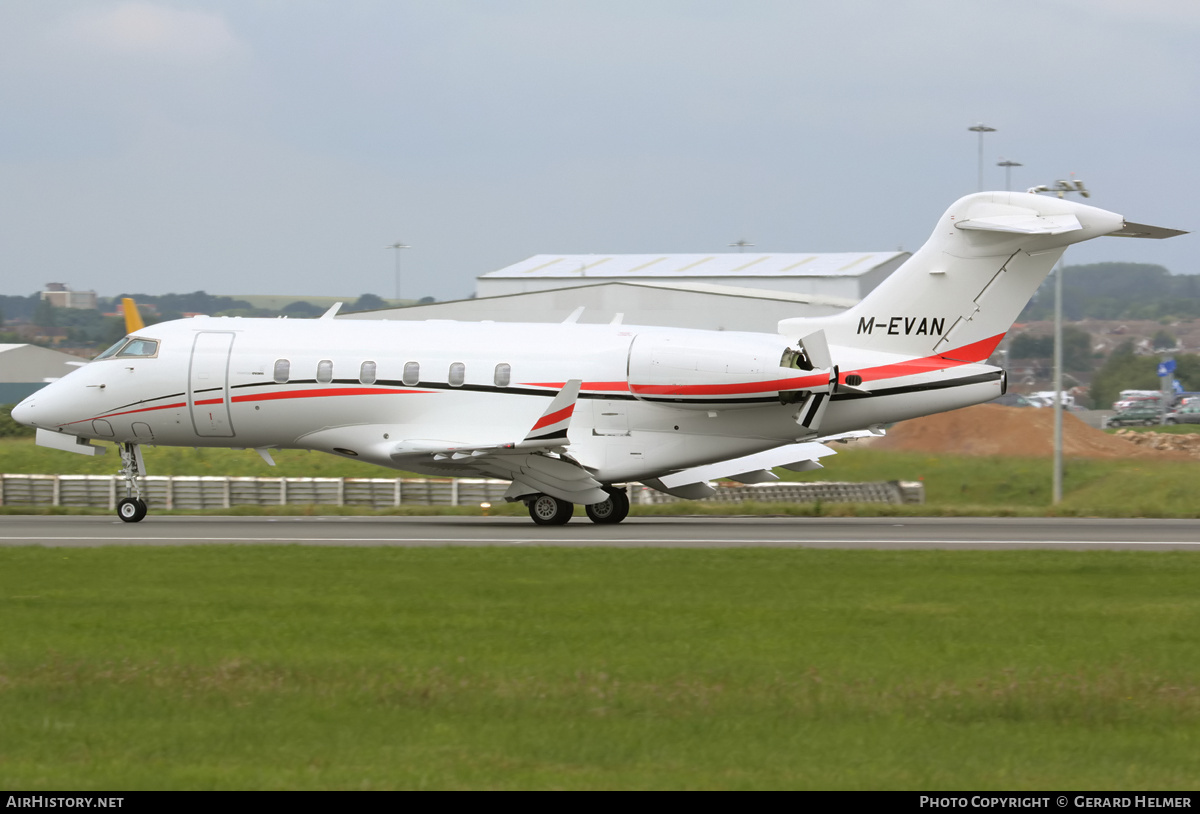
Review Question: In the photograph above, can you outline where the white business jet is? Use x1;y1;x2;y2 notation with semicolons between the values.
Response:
11;192;1184;524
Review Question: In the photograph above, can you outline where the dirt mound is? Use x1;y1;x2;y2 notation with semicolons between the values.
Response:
872;404;1187;458
1115;429;1200;460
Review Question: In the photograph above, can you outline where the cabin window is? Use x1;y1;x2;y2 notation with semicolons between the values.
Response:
359;361;377;384
403;361;420;386
273;359;290;383
449;362;465;387
494;363;511;388
316;359;334;383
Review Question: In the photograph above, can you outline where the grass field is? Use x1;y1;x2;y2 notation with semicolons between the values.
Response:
7;437;1200;517
1;546;1199;789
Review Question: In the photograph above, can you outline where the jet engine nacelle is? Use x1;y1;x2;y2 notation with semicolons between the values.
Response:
626;331;833;409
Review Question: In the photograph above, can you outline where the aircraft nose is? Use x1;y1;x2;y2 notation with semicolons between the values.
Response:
10;398;34;427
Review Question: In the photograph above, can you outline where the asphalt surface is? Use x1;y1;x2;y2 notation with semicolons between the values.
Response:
1;515;1198;549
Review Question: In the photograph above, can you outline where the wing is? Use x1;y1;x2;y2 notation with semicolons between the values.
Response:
390;379;609;505
641;428;884;499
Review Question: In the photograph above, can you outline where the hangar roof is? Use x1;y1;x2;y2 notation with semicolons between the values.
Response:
481;252;907;280
0;344;87;383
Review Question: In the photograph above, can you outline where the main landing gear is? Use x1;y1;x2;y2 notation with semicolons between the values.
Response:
116;442;148;523
526;486;630;526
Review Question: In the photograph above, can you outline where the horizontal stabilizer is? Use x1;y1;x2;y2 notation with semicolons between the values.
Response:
1108;221;1189;240
955;213;1081;235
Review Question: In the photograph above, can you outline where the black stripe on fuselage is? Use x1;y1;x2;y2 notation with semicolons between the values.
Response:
106;369;1002;420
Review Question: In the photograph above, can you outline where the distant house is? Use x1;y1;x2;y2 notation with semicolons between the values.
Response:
40;283;97;311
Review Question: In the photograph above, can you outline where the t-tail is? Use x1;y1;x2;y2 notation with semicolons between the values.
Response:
779;191;1185;360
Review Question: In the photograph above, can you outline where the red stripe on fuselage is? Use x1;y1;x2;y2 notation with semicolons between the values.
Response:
59;387;431;427
838;333;1004;386
63;401;189;426
630;373;830;398
529;334;1004;399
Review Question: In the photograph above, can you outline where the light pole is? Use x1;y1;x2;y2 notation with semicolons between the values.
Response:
997;158;1022;192
968;123;996;191
386;242;410;303
1030;179;1089;504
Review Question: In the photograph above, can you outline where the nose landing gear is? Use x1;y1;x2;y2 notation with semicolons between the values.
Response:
116;442;148;523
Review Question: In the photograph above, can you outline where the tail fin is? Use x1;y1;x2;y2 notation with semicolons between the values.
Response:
122;298;145;334
779;192;1178;358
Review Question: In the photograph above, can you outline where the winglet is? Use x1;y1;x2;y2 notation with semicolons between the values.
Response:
320;302;343;319
121;298;145;333
523;379;582;444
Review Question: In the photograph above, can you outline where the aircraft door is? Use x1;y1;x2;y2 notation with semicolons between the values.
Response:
189;331;236;437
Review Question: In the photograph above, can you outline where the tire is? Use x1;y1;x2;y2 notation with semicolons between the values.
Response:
528;494;573;526
586;487;630;524
117;497;147;523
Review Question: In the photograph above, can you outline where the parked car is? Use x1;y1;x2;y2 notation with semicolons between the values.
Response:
1165;405;1200;425
1105;406;1162;427
1112;395;1163;412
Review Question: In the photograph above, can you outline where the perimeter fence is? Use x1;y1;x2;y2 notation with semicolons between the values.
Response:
0;474;923;510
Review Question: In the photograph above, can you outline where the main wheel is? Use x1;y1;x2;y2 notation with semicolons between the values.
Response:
528;494;573;525
117;497;148;523
586;487;630;524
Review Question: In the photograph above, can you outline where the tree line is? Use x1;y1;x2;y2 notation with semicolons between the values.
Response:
1019;262;1200;321
0;292;400;348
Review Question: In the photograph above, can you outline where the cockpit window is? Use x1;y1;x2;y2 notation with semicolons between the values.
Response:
116;338;159;358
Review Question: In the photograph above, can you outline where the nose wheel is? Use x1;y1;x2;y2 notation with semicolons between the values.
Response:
116;442;149;522
117;497;148;523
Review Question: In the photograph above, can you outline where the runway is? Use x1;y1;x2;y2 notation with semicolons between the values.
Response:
1;515;1199;549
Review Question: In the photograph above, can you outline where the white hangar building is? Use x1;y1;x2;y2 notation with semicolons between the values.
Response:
340;281;857;333
0;344;87;404
475;251;909;301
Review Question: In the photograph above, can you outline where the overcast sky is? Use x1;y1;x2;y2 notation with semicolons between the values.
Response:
1;1;1197;302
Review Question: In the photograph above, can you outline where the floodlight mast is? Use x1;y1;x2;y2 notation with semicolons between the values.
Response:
997;158;1022;192
1029;179;1090;504
386;241;410;303
968;123;996;191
